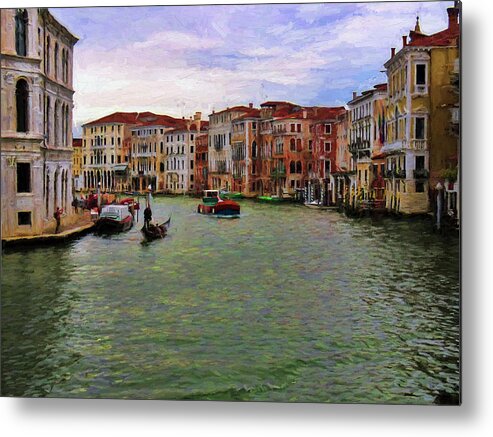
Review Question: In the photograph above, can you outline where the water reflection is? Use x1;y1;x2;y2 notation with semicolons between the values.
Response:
1;197;460;403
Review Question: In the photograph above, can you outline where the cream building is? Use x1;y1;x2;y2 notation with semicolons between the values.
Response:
1;8;78;238
208;105;252;190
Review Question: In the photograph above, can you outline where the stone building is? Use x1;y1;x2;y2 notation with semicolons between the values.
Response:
382;5;460;214
1;8;78;238
129;114;185;192
208;105;252;191
72;137;83;191
194;133;209;194
163;115;206;194
347;84;387;208
81;111;177;193
231;108;261;196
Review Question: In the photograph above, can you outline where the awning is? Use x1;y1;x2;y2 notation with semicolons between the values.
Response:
113;164;128;173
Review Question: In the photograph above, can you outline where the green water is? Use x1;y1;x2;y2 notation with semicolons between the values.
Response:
1;197;460;403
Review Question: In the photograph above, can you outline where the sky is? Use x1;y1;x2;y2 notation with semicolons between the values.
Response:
49;1;455;133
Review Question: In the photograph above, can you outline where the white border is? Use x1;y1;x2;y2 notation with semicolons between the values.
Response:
2;1;492;436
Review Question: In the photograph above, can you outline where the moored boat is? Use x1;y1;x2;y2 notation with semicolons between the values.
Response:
256;195;282;203
197;190;240;218
95;205;133;233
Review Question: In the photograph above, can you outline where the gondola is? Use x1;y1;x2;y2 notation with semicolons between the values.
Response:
141;216;171;240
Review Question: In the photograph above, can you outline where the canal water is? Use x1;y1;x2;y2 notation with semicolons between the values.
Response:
1;196;460;404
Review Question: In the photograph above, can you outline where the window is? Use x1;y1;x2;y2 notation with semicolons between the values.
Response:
290;138;296;151
18;211;32;226
291;124;295;132
308;140;313;151
190;146;194;154
54;43;59;79
252;141;257;158
415;155;425;170
111;155;114;164
296;161;302;174
416;64;426;85
191;134;194;141
296;139;302;151
15;9;28;56
325;160;331;175
297;124;301;133
415;117;425;139
290;161;295;173
16;79;29;132
416;182;425;192
324;142;331;152
190;160;194;170
325;124;332;134
17;162;31;192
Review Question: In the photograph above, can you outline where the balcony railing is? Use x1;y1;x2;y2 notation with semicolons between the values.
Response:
385;169;406;179
413;168;429;179
410;139;427;151
349;140;370;153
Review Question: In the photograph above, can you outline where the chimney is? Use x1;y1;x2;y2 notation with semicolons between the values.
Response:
402;35;407;47
447;6;459;29
352;91;357;100
302;109;307;119
194;112;202;131
391;47;396;58
248;102;253;109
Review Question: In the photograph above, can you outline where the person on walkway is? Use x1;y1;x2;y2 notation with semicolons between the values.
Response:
54;207;63;233
72;196;79;214
144;205;152;229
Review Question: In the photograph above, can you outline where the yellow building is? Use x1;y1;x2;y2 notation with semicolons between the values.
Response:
72;138;83;191
382;5;460;214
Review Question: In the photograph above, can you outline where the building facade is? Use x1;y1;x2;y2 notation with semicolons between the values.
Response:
1;8;78;238
72;137;83;191
208;105;252;190
348;84;387;208
194;133;209;194
382;6;460;214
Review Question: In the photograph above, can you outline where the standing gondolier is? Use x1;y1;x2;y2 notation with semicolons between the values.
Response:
143;185;153;229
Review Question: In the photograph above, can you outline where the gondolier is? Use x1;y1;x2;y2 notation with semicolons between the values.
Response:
144;205;152;229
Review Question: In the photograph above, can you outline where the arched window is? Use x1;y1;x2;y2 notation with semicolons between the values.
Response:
252;141;257;158
290;161;295;173
296;161;302;174
15;9;28;56
46;36;51;73
296;139;302;151
290;138;296;151
45;95;51;143
395;107;399;140
54;42;59;79
16;79;29;132
54;100;60;145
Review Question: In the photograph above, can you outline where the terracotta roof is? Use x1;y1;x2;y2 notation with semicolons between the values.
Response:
234;109;261;121
408;7;460;47
82;111;185;128
209;106;252;116
72;138;82;147
260;101;297;107
408;25;459;47
274;106;345;121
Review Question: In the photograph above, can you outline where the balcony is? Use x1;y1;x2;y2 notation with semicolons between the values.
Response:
413;168;429;179
349;140;370;153
385;169;406;179
409;139;427;151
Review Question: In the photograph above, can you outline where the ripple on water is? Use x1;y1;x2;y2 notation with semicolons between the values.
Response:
1;197;460;403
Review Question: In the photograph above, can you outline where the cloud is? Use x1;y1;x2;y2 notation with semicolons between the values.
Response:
51;1;455;130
